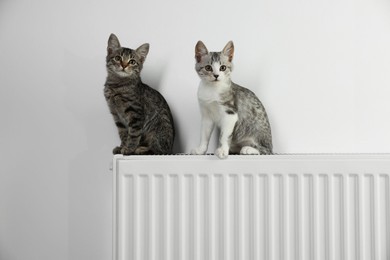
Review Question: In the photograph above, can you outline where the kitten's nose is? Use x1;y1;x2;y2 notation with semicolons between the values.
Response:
214;74;219;79
121;62;128;69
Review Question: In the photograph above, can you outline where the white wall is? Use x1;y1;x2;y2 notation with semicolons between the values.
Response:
1;0;390;259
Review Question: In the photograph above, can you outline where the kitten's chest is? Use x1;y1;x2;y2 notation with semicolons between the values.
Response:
197;82;230;122
197;81;229;103
105;86;136;105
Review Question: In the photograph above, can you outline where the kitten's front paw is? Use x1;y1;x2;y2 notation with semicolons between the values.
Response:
240;146;260;155
113;146;122;154
191;146;207;155
121;147;134;155
215;147;229;159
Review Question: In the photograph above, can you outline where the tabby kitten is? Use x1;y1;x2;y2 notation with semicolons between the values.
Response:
191;41;273;159
104;33;175;155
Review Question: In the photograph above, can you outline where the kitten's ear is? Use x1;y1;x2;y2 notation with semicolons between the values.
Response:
195;41;208;62
136;43;150;63
222;41;234;62
107;33;121;55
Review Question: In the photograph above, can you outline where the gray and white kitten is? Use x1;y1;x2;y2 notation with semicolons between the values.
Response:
104;33;175;155
191;41;272;159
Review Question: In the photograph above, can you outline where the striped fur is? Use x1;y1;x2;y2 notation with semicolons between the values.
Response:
104;34;175;155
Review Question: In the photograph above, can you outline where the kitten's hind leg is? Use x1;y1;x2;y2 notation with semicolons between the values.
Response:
240;146;260;155
135;146;153;155
258;146;272;155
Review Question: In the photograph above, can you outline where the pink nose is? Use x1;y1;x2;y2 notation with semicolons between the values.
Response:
121;62;128;69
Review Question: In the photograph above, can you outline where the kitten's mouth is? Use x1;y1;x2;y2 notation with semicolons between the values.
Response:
117;70;130;77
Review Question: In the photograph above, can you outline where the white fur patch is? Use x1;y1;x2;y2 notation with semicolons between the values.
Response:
197;80;230;103
240;146;260;155
197;80;235;125
215;147;229;159
194;79;238;159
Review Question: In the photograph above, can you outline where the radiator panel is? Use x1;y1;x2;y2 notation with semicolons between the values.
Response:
113;154;390;260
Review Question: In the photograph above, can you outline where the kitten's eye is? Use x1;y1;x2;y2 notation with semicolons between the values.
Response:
129;59;136;65
205;65;213;72
114;56;121;62
220;65;227;71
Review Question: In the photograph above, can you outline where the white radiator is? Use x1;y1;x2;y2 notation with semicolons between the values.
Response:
112;154;390;260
